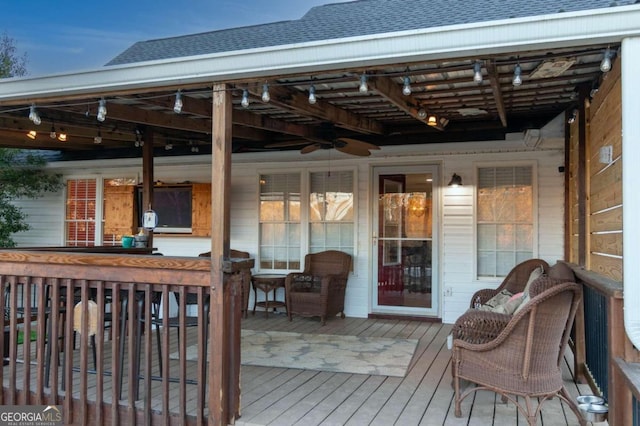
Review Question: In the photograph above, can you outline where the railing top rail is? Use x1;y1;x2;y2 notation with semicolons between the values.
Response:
564;261;623;299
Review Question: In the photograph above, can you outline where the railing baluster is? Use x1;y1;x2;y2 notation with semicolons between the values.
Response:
111;282;121;425
63;279;74;425
161;284;170;426
79;279;90;425
35;278;46;404
22;276;32;406
178;285;187;423
95;279;105;426
143;285;152;425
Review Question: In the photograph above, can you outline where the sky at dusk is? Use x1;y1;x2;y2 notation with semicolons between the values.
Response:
2;0;352;77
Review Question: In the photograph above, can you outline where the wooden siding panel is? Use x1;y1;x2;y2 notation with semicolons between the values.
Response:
589;253;622;282
591;232;623;257
591;206;622;233
590;160;622;213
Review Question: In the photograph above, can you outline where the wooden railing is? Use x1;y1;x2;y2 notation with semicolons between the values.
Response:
570;263;639;426
0;250;252;425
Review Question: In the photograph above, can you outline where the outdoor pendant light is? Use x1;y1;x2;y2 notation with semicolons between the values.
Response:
359;73;368;93
261;84;270;103
512;64;522;87
473;61;483;84
308;85;317;104
402;76;412;96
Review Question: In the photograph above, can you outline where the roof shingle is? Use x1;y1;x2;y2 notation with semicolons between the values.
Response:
107;0;638;65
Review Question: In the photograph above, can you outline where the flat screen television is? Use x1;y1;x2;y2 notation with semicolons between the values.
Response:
137;186;192;233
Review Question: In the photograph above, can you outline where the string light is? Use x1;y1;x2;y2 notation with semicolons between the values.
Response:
261;83;270;103
94;129;102;144
359;73;368;93
49;123;57;139
26;130;37;139
241;89;250;108
600;47;613;73
173;90;183;114
97;98;107;122
308;85;317;104
57;129;67;142
512;64;522;87
402;76;412;96
28;105;41;125
473;61;483;84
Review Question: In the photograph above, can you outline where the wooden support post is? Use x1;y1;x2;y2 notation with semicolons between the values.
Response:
141;128;154;248
208;83;233;426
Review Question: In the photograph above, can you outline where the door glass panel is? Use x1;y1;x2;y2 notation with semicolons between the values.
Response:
377;173;433;309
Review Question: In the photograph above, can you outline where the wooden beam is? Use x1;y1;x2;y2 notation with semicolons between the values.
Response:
249;84;385;135
367;75;444;130
485;60;508;127
141;127;154;248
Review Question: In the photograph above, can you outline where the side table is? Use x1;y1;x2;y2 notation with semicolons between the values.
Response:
251;274;287;318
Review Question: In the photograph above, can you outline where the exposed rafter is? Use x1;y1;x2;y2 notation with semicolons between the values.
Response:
485;60;508;127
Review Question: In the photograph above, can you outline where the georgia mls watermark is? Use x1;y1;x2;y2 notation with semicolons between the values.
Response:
0;405;62;426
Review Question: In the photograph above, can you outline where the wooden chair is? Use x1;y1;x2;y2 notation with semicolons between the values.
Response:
285;250;352;325
451;278;585;426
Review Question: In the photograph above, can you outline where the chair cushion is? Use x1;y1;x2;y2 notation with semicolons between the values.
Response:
522;264;545;295
478;289;513;313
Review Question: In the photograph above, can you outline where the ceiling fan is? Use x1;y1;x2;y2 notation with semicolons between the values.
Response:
266;123;380;157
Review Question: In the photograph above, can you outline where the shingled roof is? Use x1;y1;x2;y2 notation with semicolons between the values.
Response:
106;0;638;66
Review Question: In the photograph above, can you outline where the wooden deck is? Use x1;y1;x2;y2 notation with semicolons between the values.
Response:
5;314;594;425
237;314;592;426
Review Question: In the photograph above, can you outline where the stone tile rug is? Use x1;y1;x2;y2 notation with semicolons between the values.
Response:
171;329;419;377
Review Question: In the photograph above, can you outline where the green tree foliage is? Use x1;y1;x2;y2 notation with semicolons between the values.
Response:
0;33;28;78
0;34;61;247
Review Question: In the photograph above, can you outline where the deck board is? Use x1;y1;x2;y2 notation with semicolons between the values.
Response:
4;314;592;425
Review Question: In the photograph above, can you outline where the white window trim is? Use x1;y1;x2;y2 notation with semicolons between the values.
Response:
473;160;539;282
256;165;358;274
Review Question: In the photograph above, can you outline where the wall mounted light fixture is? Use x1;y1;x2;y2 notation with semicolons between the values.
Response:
448;173;463;187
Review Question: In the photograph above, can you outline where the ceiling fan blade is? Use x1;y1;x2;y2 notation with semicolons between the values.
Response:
301;144;321;154
265;140;309;148
335;144;371;156
336;138;380;150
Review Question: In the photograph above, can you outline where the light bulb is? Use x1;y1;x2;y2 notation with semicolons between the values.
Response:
512;64;522;87
402;76;412;96
417;109;427;119
173;91;183;114
26;130;37;140
94;130;102;144
359;73;368;93
427;115;437;126
600;48;612;73
97;98;107;122
57;131;67;142
473;61;483;84
50;125;56;139
261;84;270;103
308;85;317;104
241;89;250;108
29;105;41;125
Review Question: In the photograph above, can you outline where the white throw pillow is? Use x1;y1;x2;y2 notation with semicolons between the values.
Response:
522;264;545;295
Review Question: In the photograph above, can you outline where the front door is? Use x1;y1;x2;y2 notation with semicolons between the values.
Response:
373;166;438;316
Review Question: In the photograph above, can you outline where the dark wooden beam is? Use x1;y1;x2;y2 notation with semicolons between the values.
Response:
248;84;385;135
368;75;445;130
485;60;508;127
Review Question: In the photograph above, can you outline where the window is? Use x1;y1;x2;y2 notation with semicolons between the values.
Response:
309;171;354;254
65;179;97;246
477;165;534;278
259;173;301;270
258;169;355;271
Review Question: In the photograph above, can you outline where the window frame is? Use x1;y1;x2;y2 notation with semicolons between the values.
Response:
256;165;358;273
473;161;538;281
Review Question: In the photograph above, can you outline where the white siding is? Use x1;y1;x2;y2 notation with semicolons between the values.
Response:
14;137;565;324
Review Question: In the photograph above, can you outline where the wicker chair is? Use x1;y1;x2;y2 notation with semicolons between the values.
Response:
469;259;549;309
452;278;585;426
285;250;352;325
452;261;574;344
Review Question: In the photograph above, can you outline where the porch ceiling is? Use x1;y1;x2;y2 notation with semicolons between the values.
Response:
0;43;614;158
